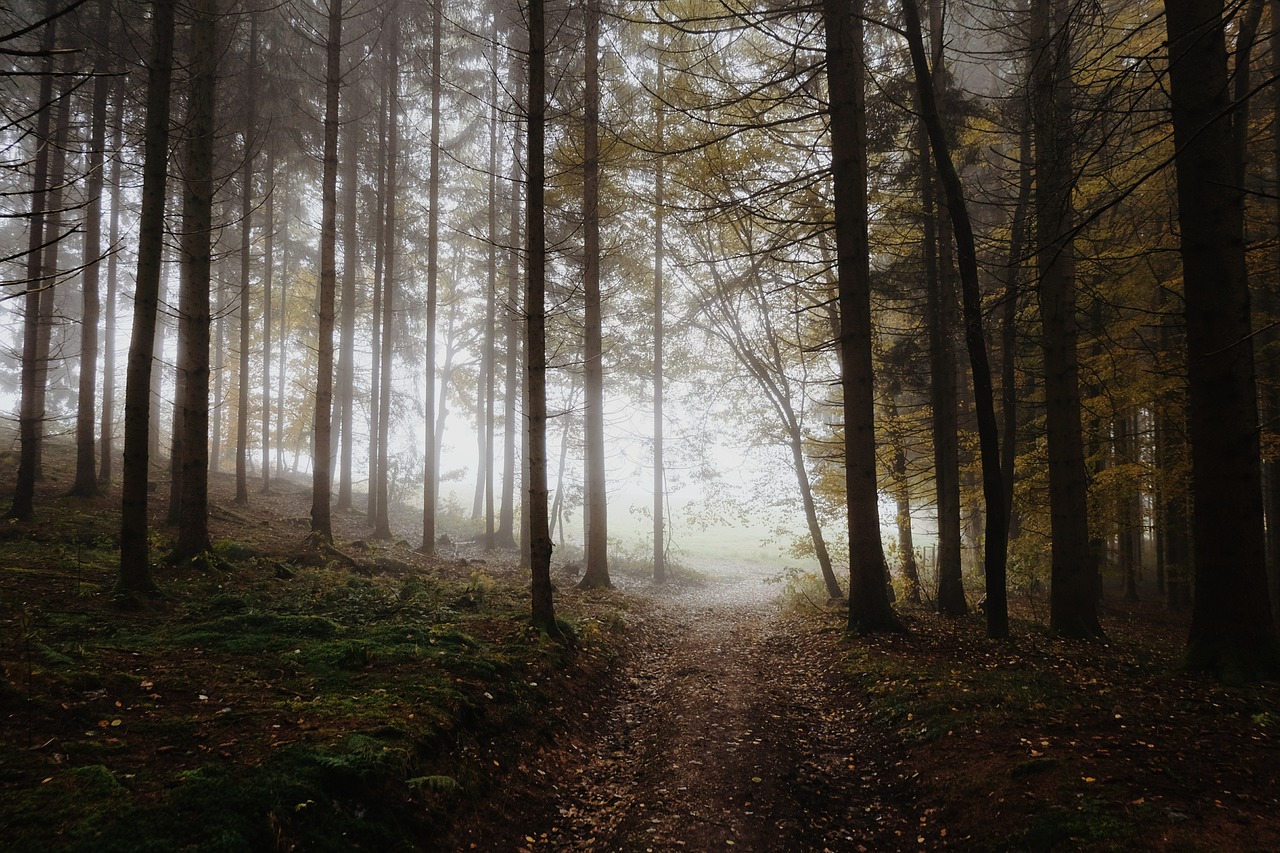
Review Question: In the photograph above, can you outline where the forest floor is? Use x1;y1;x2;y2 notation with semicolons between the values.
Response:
450;570;1280;852
1;447;1279;851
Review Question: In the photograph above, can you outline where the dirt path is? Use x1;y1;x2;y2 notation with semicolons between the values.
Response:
453;575;917;851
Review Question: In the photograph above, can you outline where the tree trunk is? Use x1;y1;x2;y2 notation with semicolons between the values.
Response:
235;12;258;506
172;0;218;562
261;141;274;493
276;199;288;479
824;0;902;634
374;21;398;541
917;91;964;618
420;4;440;553
902;0;1008;637
579;0;611;589
1031;0;1101;638
100;77;124;487
1165;0;1278;677
118;0;177;592
70;0;111;498
886;390;921;605
311;0;342;543
497;72;525;551
653;56;666;583
1001;122;1032;542
367;63;387;523
9;4;56;522
34;55;73;485
337;97;358;511
483;12;500;547
527;0;561;637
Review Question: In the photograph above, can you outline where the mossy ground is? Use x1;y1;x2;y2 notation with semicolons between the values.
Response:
0;453;627;851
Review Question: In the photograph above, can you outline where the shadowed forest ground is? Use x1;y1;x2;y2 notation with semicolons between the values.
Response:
1;448;1278;851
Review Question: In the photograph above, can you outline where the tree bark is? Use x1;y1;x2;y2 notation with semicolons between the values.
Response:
99;76;124;487
9;4;56;522
579;0;611;589
420;3;440;553
527;0;561;637
1031;0;1101;638
118;0;177;592
902;0;1008;637
172;0;218;562
373;21;398;541
824;0;902;634
235;12;258;506
311;0;342;543
261;140;274;493
1166;0;1278;677
337;95;358;510
70;0;111;498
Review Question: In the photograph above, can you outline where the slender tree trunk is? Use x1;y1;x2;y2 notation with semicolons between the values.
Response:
902;0;1008;636
211;257;225;474
1268;0;1280;622
653;56;666;583
336;100;358;511
34;56;73;484
496;76;524;550
1029;0;1100;638
1001;122;1032;541
276;203;288;478
483;13;500;547
311;0;342;543
374;21;398;541
579;0;610;588
528;0;560;636
235;12;258;506
71;0;111;497
367;62;387;523
886;389;921;604
100;78;124;487
824;0;901;634
1166;0;1278;676
420;4;440;553
118;0;177;591
172;0;218;561
10;5;56;521
918;95;964;617
261;141;274;493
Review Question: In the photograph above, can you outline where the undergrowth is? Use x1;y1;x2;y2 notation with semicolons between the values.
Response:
0;525;624;851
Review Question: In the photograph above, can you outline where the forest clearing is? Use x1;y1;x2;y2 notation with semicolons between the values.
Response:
1;457;1276;852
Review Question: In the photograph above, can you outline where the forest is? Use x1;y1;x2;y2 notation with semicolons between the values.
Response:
2;0;1280;849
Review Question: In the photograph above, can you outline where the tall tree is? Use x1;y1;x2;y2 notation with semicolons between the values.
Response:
336;89;358;510
528;0;560;636
311;0;343;543
171;0;219;562
118;0;178;592
99;78;124;487
1031;0;1101;638
261;140;274;493
901;0;1008;638
69;0;112;498
824;0;901;634
652;53;666;584
421;2;441;553
235;11;259;506
579;0;611;588
9;3;57;522
373;20;398;541
1164;0;1278;676
915;0;965;618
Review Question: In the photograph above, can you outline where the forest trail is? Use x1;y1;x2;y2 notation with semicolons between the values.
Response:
453;573;916;851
